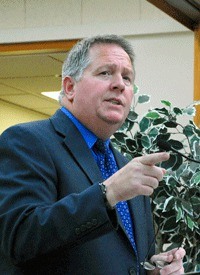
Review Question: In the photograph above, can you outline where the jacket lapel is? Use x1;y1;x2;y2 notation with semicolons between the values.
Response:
63;133;103;183
50;109;103;184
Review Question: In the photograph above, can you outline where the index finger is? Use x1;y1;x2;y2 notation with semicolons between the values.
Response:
173;247;186;260
134;152;170;166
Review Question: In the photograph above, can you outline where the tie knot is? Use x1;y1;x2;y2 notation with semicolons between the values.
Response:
94;139;108;154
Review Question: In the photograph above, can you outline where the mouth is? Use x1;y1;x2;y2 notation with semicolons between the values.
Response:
106;98;123;106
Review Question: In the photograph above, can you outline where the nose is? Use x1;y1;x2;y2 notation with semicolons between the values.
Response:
110;74;125;92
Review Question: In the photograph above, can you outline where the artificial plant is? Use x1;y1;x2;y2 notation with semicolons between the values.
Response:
111;86;200;273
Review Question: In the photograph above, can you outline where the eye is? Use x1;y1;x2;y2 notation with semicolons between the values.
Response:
100;71;111;76
123;76;132;85
123;76;130;81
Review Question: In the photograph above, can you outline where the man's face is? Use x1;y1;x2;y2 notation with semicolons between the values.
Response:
65;44;134;137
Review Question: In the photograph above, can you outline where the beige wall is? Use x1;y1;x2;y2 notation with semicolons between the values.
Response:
128;32;194;115
0;100;48;134
0;0;188;43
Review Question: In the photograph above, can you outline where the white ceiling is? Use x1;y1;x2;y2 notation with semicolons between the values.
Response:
0;51;68;116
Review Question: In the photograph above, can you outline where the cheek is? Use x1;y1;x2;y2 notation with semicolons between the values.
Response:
80;82;104;105
126;90;134;107
74;88;98;109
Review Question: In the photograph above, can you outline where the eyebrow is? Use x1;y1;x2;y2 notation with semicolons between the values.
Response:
97;63;134;77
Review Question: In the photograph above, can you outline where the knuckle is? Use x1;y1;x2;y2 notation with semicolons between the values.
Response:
132;163;143;174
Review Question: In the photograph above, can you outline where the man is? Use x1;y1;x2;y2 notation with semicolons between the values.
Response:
0;34;185;274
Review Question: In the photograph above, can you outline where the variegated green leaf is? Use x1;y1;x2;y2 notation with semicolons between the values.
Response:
139;117;150;132
141;135;151;149
161;100;171;107
138;94;150;104
191;171;200;185
163;196;174;212
146;111;160;119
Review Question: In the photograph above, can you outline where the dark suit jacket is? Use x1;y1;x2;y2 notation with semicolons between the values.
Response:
0;109;155;275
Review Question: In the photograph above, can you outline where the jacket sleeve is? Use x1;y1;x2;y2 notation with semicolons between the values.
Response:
0;124;117;266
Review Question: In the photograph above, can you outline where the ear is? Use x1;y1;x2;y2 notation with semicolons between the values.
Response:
63;76;75;101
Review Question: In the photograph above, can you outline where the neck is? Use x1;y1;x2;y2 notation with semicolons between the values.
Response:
62;103;122;140
87;123;120;141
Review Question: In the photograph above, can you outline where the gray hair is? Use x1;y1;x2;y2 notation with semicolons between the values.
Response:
59;34;135;104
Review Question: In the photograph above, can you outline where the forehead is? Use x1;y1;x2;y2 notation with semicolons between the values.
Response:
88;44;133;70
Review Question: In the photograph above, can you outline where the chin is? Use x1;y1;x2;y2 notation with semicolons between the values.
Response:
104;117;124;128
106;111;125;122
98;111;125;127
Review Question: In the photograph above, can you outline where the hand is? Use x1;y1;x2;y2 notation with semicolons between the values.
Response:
149;247;186;275
105;152;169;206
